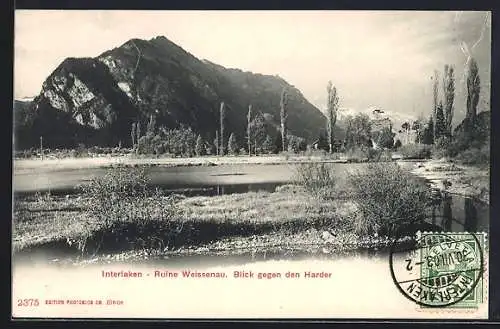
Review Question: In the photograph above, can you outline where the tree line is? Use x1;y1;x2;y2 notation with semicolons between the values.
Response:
130;87;307;156
130;79;391;157
129;57;486;158
396;57;486;156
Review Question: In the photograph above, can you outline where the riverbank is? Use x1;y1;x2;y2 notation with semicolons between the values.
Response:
13;186;371;263
397;158;490;204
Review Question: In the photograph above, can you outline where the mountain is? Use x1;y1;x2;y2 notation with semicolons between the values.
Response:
14;36;327;150
14;99;32;114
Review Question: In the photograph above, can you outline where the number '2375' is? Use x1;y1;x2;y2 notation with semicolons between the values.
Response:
17;299;39;306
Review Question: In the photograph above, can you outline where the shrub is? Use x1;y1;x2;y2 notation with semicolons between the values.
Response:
195;135;206;156
68;144;89;158
348;163;432;237
378;150;393;162
228;133;238;155
294;162;336;199
345;147;369;163
367;148;382;162
136;134;165;156
445;128;489;159
454;144;490;167
279;151;294;160
394;139;402;149
373;127;395;149
345;147;383;162
287;135;307;153
79;166;150;224
14;148;38;159
303;149;328;158
431;137;454;159
399;143;432;159
34;191;54;208
77;166;180;254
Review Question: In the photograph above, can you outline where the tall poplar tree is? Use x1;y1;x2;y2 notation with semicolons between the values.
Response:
219;102;226;155
435;101;446;140
326;81;339;153
247;104;253;156
442;64;455;138
432;70;440;142
466;58;481;129
280;88;288;152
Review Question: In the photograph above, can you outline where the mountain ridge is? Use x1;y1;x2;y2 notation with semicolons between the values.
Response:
14;35;329;150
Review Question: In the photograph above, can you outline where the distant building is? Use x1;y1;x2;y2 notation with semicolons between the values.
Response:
371;117;393;132
312;139;343;152
370;108;393;132
369;109;394;149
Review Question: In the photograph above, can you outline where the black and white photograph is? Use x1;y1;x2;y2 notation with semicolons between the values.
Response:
12;10;491;318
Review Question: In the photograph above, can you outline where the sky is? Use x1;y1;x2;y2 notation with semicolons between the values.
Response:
14;10;491;126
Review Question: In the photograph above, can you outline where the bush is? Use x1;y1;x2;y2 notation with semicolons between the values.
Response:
137;134;164;156
345;147;384;162
431;137;454;159
14;148;38;159
399;143;432;159
394;139;402;149
195;135;206;156
372;127;395;149
454;144;490;167
303;149;327;158
79;166;150;224
378;150;393;162
287;135;307;153
431;134;490;161
348;163;432;237
367;148;382;162
294;162;336;199
345;147;369;163
77;166;180;254
446;131;489;159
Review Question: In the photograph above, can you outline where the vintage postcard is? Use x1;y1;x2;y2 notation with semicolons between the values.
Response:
12;10;491;319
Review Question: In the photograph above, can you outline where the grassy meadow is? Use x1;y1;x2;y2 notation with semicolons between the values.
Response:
13;187;359;257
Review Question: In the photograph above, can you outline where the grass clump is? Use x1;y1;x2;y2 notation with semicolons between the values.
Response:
348;163;432;237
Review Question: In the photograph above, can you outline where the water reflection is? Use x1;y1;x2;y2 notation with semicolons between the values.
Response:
174;182;280;197
442;193;453;231
464;197;479;232
429;191;485;233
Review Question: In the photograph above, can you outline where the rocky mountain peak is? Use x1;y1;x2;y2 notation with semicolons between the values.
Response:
14;36;327;150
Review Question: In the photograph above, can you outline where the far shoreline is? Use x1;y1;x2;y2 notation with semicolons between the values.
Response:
13;154;354;172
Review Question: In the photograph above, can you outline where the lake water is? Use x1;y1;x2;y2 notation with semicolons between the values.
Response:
13;163;338;194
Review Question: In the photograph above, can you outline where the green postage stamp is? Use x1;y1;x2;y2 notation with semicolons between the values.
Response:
390;231;488;310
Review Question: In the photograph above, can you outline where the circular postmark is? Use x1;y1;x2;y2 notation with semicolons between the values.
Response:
389;231;484;308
